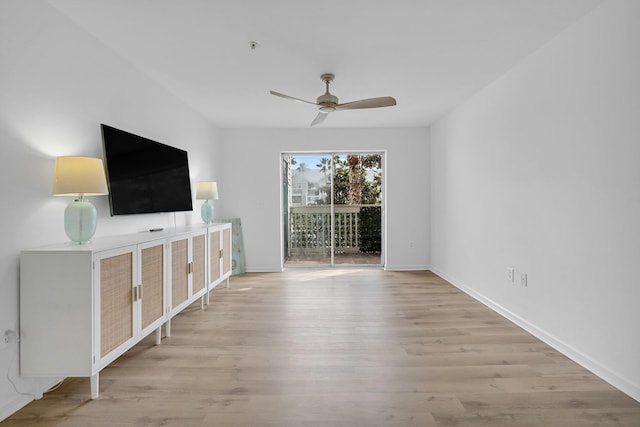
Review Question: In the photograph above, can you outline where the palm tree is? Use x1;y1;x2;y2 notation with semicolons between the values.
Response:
296;162;307;177
347;155;361;205
316;157;330;177
360;154;382;204
315;157;331;205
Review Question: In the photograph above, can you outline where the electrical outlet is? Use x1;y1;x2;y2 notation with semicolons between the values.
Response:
507;268;515;283
521;273;528;287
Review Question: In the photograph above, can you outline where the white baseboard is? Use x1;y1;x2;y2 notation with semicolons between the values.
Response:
0;394;32;422
430;268;640;403
0;371;68;421
385;264;430;271
244;267;283;273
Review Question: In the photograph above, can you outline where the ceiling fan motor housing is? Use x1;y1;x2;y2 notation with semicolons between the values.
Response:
317;93;338;111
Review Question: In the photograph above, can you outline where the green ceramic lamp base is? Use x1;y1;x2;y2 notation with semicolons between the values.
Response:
64;198;97;243
201;200;214;224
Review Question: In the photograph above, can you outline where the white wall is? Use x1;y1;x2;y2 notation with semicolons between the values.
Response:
430;0;640;401
218;128;430;272
0;1;219;419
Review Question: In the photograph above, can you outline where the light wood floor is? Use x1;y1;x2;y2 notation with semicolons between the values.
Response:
5;270;640;426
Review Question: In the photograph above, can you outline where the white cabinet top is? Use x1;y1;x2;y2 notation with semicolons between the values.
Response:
23;223;231;253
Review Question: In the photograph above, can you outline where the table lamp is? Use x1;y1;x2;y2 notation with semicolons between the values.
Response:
52;156;109;243
195;181;218;224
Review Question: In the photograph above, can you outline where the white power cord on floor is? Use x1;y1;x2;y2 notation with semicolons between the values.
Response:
3;331;34;398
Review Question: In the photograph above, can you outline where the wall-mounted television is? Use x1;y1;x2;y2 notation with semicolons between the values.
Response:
101;124;193;216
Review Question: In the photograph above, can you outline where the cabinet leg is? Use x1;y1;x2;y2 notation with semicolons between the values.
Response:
155;327;162;345
200;296;204;310
204;290;210;305
226;277;230;289
90;373;99;399
166;319;171;337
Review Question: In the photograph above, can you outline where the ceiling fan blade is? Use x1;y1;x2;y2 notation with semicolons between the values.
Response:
335;96;397;110
270;91;317;106
310;111;328;127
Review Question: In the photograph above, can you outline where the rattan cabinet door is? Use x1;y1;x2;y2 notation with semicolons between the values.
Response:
97;248;135;359
139;242;165;332
170;236;189;310
222;227;231;276
209;230;221;285
192;233;206;296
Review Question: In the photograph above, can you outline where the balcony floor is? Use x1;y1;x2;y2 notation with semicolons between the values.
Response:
285;252;382;266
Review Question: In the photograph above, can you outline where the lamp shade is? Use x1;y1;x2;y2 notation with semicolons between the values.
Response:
195;181;218;201
52;156;108;196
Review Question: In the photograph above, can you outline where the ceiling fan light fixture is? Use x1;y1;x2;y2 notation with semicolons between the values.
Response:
319;105;336;113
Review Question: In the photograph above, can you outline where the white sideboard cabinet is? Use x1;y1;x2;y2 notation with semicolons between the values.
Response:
20;224;232;399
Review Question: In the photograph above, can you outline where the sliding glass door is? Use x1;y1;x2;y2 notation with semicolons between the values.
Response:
282;152;383;267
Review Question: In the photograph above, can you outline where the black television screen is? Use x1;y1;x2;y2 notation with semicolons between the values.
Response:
101;124;193;216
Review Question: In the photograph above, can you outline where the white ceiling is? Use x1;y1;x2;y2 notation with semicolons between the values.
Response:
48;0;601;129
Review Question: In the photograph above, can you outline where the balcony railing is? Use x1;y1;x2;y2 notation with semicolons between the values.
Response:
288;205;381;255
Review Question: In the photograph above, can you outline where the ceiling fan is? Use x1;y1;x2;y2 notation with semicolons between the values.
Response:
270;73;397;126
